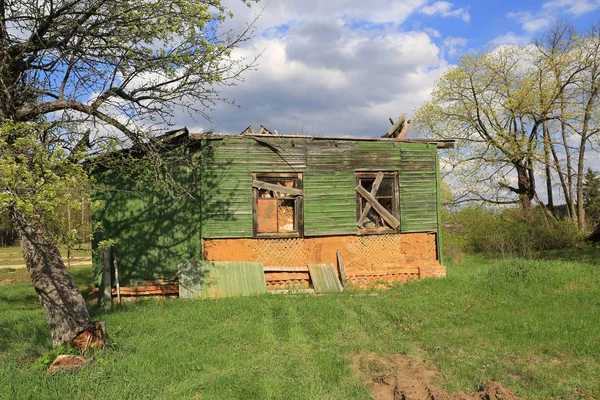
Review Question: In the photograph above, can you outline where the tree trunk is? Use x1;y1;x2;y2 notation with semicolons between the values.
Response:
516;163;533;210
12;209;94;348
543;121;554;211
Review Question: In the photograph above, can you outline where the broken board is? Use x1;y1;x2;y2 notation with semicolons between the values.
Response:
308;264;343;293
179;261;267;299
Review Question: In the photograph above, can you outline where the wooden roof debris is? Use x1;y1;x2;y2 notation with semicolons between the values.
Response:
240;125;279;135
182;125;456;149
382;114;411;139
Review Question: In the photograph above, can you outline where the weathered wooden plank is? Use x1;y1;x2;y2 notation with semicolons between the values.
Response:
252;180;303;196
264;272;309;281
336;250;346;286
102;249;112;309
263;266;309;272
308;264;343;293
256;198;278;233
355;185;400;229
357;172;384;227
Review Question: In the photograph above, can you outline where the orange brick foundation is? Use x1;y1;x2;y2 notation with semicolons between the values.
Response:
204;233;445;288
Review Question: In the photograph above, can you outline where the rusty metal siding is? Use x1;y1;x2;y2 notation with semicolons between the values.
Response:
201;138;306;238
398;144;438;232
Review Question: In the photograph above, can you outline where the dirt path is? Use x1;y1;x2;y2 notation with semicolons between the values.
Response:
352;352;523;400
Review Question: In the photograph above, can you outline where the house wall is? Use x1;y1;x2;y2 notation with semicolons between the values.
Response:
92;154;203;285
201;137;439;237
92;137;442;286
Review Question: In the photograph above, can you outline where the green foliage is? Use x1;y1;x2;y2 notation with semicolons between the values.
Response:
30;344;80;372
0;122;88;228
584;168;600;231
442;207;584;259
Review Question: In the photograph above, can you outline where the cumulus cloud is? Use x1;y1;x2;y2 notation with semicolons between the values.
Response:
542;0;600;16
507;11;553;32
507;0;600;35
443;37;467;57
418;1;470;22
172;0;450;137
488;32;531;47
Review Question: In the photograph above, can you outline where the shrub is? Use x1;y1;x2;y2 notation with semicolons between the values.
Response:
442;206;584;259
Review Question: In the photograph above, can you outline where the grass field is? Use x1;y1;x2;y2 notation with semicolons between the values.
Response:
0;245;91;268
0;252;598;399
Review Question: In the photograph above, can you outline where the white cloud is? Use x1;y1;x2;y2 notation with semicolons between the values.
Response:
171;0;450;137
443;37;467;56
488;32;531;47
418;1;470;22
507;11;553;32
423;27;442;38
542;0;600;16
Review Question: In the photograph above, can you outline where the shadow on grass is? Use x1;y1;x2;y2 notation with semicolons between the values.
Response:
536;246;600;265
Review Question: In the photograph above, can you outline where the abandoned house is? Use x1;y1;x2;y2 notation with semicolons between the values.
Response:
91;128;455;300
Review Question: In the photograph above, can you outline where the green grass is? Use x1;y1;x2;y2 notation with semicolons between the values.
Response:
0;245;92;267
0;252;599;399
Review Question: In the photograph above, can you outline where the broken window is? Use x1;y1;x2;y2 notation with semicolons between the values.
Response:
356;171;400;233
253;173;303;238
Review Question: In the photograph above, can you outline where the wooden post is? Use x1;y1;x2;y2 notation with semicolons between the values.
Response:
113;253;121;304
102;248;112;309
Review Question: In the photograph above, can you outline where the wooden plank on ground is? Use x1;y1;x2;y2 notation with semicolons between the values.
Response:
179;261;267;299
308;264;343;293
336;250;346;286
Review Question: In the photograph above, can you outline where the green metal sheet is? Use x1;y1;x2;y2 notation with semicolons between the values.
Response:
308;264;343;293
179;261;267;299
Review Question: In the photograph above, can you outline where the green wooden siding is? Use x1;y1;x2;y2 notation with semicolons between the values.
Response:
92;163;203;286
92;137;441;284
200;137;306;238
304;140;405;236
399;144;438;232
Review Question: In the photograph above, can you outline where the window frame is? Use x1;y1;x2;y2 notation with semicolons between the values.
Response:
355;171;400;235
252;172;304;238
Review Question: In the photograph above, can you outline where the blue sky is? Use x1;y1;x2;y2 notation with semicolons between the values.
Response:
178;0;600;137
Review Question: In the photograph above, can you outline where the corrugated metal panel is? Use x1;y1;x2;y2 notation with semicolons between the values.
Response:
308;264;343;293
179;260;267;299
399;144;438;232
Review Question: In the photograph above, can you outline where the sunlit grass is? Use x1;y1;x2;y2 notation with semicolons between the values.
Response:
0;250;598;399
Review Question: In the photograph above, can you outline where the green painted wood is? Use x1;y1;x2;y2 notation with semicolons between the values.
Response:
201;137;307;238
435;152;443;264
308;264;343;293
91;159;204;286
179;260;267;299
399;144;438;232
92;138;445;286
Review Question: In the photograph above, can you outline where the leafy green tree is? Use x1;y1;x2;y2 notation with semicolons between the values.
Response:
584;168;600;231
415;22;600;230
0;0;256;347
